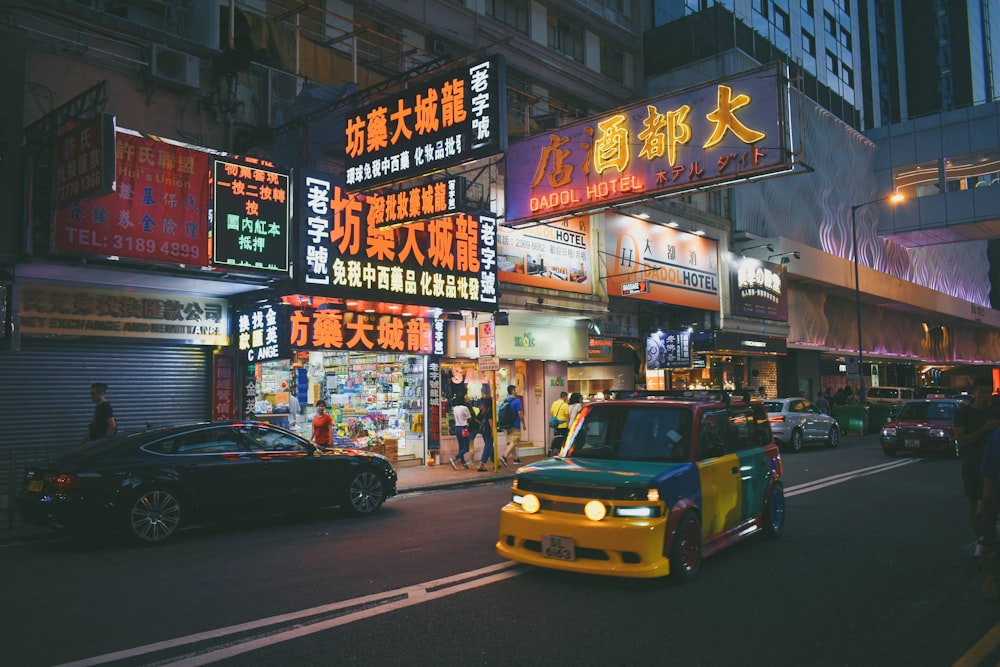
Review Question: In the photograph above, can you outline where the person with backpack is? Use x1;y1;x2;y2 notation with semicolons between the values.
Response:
499;384;524;466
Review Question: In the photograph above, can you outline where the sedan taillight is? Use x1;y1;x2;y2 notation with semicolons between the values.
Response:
44;473;81;489
768;415;785;423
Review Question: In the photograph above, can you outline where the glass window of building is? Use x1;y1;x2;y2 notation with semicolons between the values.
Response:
824;11;836;36
486;0;529;35
547;15;585;62
802;0;814;16
944;150;1000;192
842;64;853;87
803;29;816;56
826;50;838;77
893;159;942;199
602;44;625;83
774;7;790;36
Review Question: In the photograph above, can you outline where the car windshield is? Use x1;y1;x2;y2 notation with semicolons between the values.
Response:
566;406;692;462
896;401;957;421
868;388;900;399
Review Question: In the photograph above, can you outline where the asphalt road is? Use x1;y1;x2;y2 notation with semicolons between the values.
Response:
4;434;1000;667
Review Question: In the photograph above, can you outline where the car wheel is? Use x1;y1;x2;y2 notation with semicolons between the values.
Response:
883;447;896;457
790;429;804;453
345;470;386;515
669;512;702;582
125;487;183;545
827;426;840;448
762;481;785;538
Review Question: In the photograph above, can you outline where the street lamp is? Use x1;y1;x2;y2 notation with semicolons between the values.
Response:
850;193;904;413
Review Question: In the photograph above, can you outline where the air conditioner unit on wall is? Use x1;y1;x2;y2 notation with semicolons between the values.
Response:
150;44;200;90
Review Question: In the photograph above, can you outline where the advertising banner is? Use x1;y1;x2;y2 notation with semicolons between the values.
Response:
344;55;507;190
53;113;116;207
729;255;788;321
604;213;720;311
212;156;290;273
505;65;789;225
53;131;211;266
298;171;498;312
497;216;592;294
19;283;227;345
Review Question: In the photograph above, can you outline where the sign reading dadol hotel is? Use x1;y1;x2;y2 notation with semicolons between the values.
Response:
505;64;792;225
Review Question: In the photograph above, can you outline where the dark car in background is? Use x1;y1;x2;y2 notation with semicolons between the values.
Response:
17;421;398;544
879;399;964;458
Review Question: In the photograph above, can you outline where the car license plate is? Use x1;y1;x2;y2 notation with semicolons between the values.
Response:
27;480;43;492
542;535;575;561
905;439;920;448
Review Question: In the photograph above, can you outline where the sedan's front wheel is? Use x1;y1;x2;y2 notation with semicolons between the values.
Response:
345;470;386;515
827;426;840;448
790;429;804;453
125;487;183;545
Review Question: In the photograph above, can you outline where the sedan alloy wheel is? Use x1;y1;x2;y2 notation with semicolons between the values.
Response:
126;488;183;545
346;471;386;515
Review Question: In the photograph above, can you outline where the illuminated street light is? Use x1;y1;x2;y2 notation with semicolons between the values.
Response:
850;192;904;416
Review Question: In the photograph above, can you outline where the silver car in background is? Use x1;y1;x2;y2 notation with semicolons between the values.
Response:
763;397;841;453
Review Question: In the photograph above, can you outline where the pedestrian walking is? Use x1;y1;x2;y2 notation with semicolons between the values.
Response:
815;391;831;415
567;392;584;430
476;385;496;472
450;397;472;469
956;377;1000;555
499;385;525;466
83;382;117;443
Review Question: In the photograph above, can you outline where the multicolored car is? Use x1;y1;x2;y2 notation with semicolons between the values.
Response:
496;391;784;580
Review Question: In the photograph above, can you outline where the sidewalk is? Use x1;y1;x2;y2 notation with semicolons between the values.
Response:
0;455;537;545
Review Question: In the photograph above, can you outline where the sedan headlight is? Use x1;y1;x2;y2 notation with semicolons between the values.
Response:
930;428;948;438
882;426;897;437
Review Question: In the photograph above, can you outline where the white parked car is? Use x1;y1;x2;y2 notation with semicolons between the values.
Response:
763;397;841;452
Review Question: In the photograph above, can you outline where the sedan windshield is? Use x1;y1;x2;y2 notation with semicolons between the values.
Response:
566;406;692;462
895;401;957;421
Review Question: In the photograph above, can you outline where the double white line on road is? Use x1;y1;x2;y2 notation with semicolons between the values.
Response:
784;458;920;497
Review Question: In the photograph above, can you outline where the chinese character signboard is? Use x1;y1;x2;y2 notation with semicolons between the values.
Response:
53;131;210;265
497;216;592;294
212;157;290;273
236;302;290;363
19;283;227;345
604;213;720;311
212;353;235;421
288;306;445;355
505;65;790;225
370;176;465;229
647;330;692;369
53;113;116;207
298;171;498;312
729;255;788;321
344;55;507;190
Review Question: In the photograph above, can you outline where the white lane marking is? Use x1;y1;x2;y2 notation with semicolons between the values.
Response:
53;561;523;667
784;458;919;497
57;458;923;665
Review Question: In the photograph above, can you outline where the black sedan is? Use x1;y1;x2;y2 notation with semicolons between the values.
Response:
17;421;398;544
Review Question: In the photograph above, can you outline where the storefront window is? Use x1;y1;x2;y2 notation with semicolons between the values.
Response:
441;362;494;437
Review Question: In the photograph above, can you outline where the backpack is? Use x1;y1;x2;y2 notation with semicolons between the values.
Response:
497;397;515;429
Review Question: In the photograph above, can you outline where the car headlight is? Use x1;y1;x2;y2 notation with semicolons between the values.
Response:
930;428;947;438
882;427;897;437
584;500;607;521
513;493;540;514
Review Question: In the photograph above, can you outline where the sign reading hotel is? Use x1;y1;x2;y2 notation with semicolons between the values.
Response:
20;283;228;345
604;213;720;311
369;175;465;229
344;55;507;190
53;130;210;266
729;255;788;321
299;171;498;313
212;157;290;273
505;65;789;225
497;216;592;294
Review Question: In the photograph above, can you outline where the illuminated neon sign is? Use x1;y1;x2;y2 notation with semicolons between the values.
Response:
212;157;290;273
505;65;789;225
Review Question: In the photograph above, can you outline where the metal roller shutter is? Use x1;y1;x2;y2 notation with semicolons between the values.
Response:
0;339;210;450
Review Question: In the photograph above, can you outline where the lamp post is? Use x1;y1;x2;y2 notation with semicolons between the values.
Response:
850;194;903;426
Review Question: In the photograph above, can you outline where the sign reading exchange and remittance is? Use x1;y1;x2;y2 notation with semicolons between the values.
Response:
505;64;790;225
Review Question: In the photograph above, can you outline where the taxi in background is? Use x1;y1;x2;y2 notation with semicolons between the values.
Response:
879;398;964;458
496;390;784;580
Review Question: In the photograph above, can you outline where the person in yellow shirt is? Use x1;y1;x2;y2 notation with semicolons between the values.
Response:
550;392;570;438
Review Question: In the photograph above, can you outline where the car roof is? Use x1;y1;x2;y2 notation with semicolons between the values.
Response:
600;389;764;408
